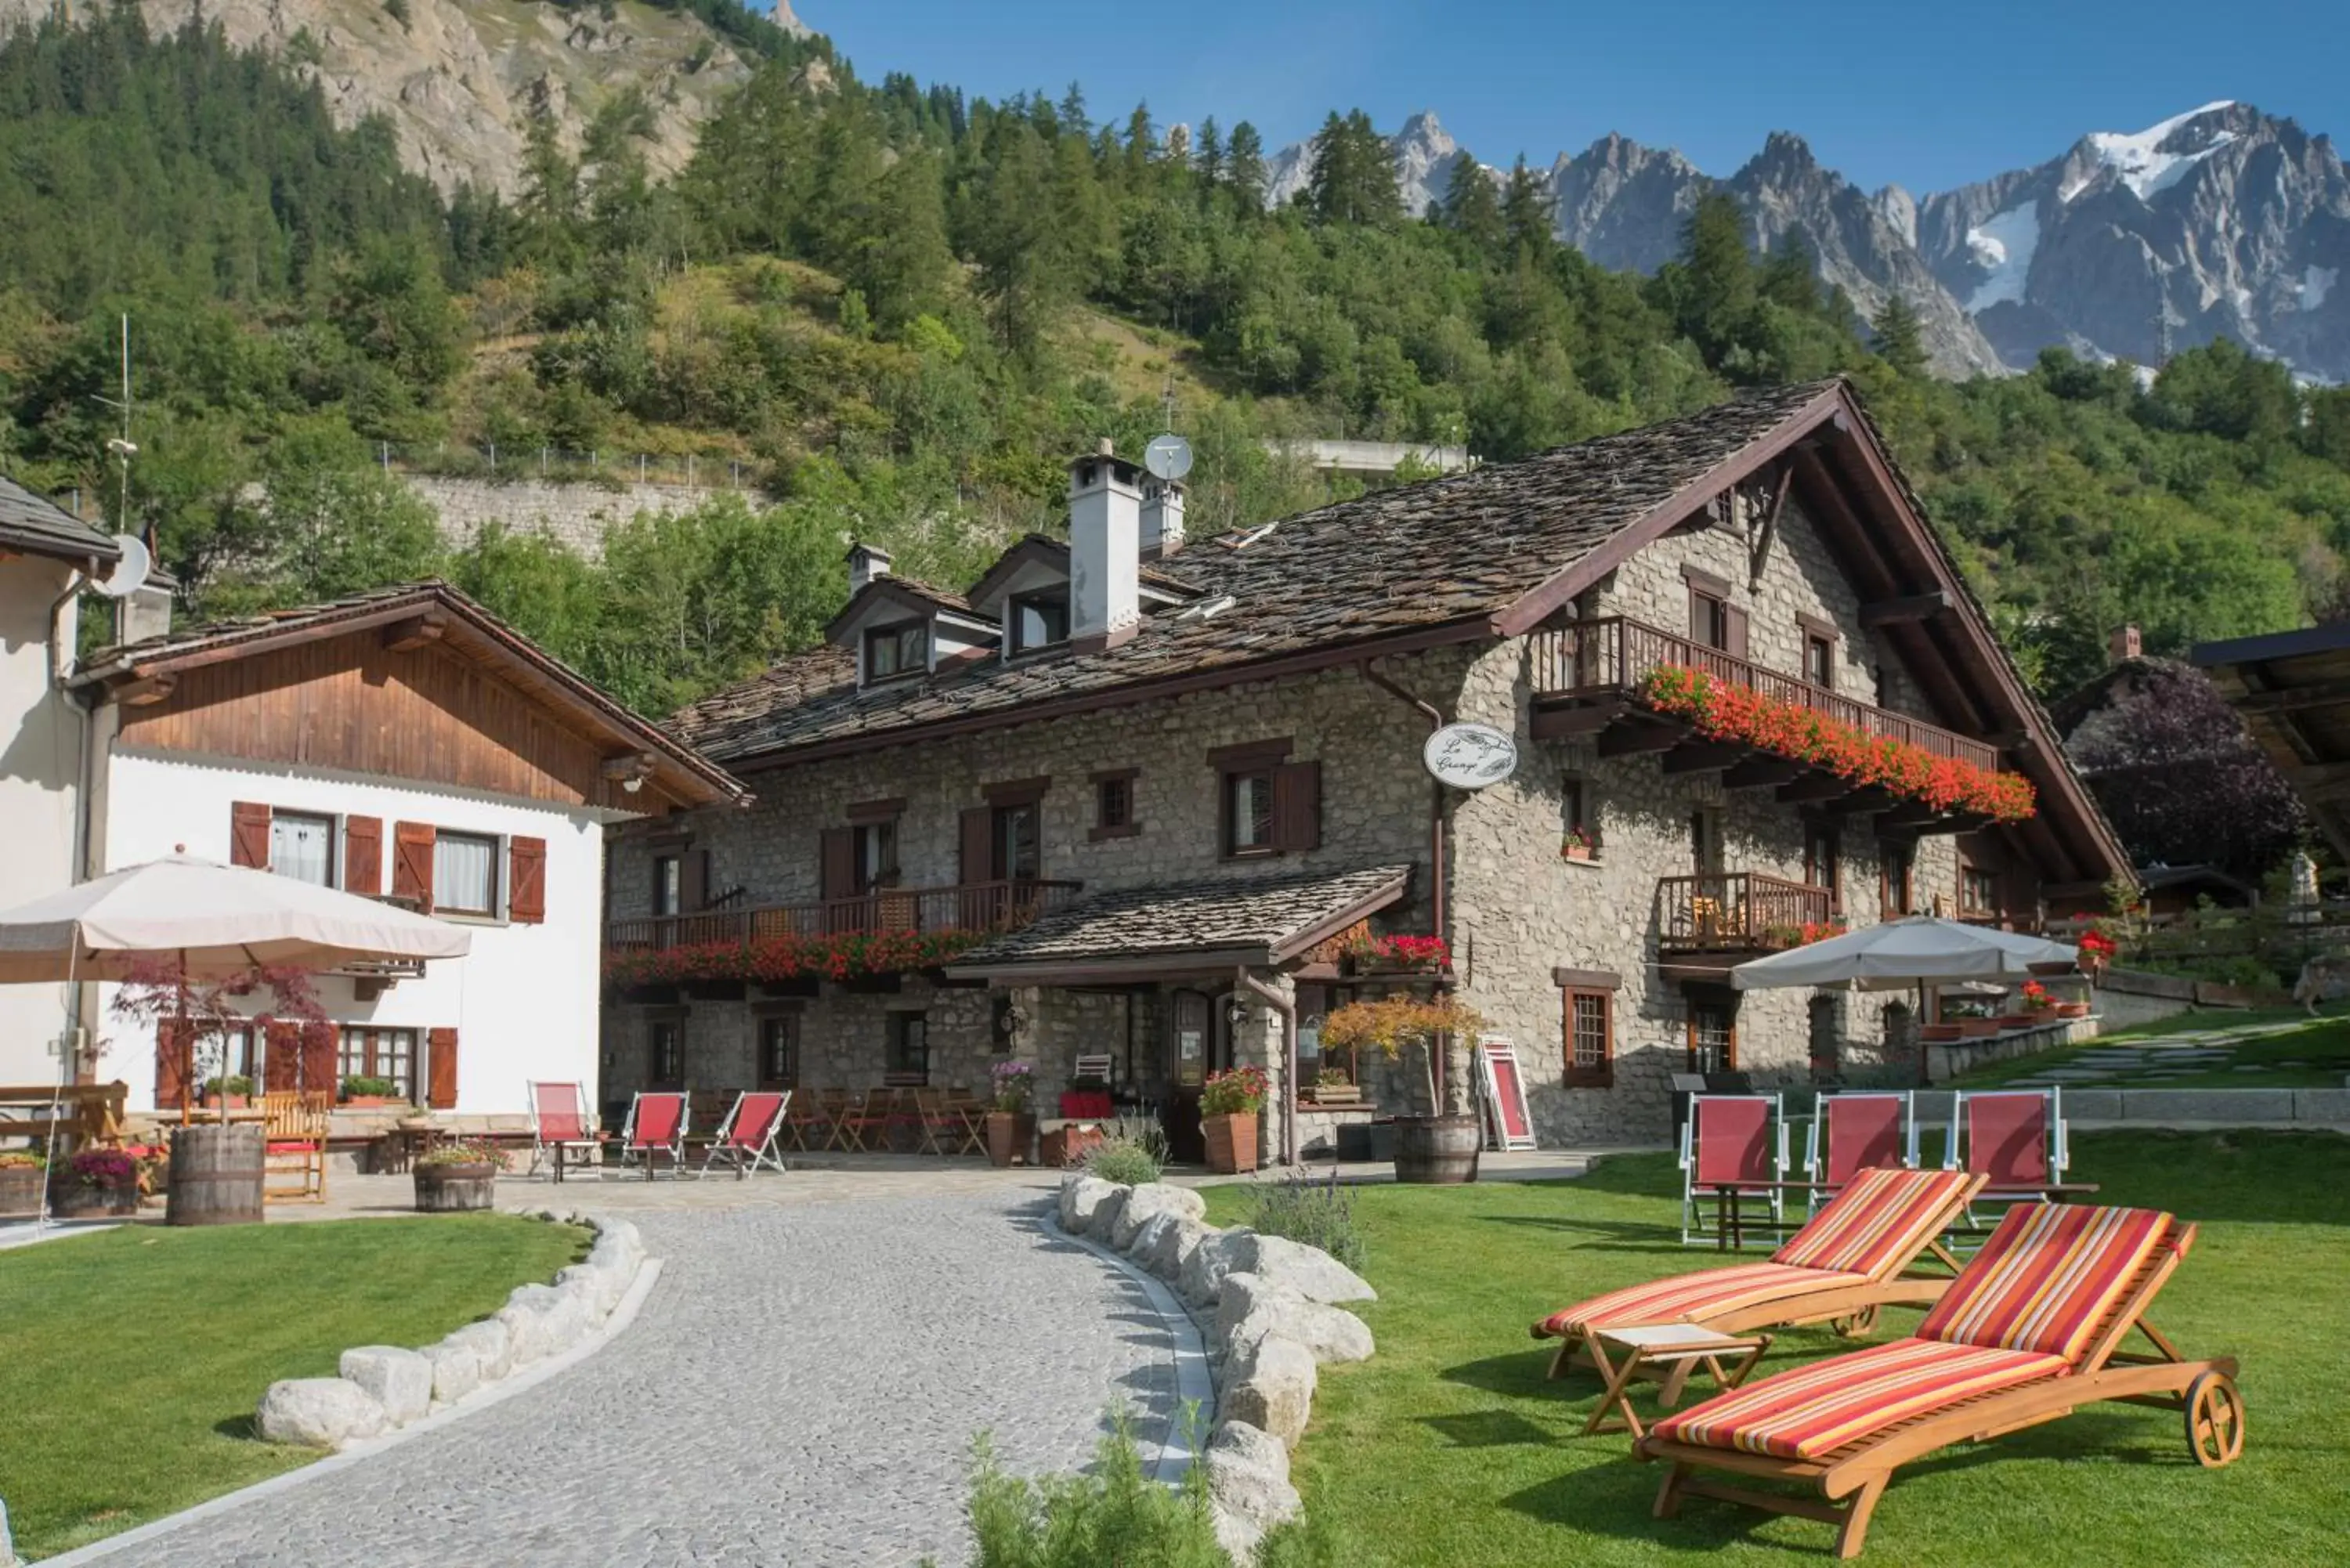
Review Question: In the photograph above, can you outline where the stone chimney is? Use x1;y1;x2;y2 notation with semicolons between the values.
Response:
2108;623;2142;663
845;540;892;597
1068;439;1142;651
1141;476;1186;558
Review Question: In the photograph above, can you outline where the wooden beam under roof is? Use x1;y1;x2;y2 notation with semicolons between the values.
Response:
1859;591;1952;627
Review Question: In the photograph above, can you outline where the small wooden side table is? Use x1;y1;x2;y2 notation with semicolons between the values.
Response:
1584;1324;1772;1438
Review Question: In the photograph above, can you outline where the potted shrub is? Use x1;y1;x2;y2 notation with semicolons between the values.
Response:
340;1075;400;1108
396;1104;436;1133
414;1139;506;1212
0;1151;44;1216
52;1147;141;1217
1200;1065;1268;1174
201;1074;254;1110
1321;994;1488;1183
983;1061;1036;1168
1306;1065;1362;1104
1560;826;1596;862
2077;928;2116;981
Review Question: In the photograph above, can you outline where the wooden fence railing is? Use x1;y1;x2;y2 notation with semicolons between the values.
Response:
606;879;1083;952
1655;872;1835;952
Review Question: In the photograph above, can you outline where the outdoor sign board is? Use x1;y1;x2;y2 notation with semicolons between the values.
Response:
1423;722;1517;789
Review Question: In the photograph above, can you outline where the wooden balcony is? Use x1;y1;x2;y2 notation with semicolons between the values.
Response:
1529;616;1999;775
1657;872;1836;954
606;879;1083;954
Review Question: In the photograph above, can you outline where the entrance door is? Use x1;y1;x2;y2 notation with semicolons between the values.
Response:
1162;989;1232;1165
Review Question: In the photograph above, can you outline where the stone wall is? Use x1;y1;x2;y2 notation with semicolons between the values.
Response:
407;474;753;558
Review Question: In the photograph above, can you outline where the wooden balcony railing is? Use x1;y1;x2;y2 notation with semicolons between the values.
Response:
1530;616;1999;773
1657;872;1835;953
606;879;1083;953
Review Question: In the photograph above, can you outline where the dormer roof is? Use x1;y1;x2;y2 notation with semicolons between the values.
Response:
821;575;994;646
966;533;1202;620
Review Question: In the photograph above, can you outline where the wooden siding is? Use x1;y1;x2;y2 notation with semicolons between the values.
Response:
117;632;613;807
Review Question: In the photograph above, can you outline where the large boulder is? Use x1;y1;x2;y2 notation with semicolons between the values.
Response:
1131;1212;1212;1284
586;1230;642;1280
338;1346;432;1427
1206;1419;1302;1537
556;1261;626;1323
1229;1233;1376;1305
1222;1334;1317;1448
442;1318;512;1384
423;1337;483;1406
1216;1273;1374;1367
1060;1176;1120;1237
256;1377;387;1449
1180;1227;1254;1310
497;1283;588;1366
1083;1186;1130;1245
1111;1182;1207;1252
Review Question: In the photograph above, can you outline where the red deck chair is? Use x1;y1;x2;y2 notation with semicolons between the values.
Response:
1679;1094;1787;1247
1804;1093;1917;1212
527;1081;600;1177
699;1090;791;1178
609;1090;692;1180
1947;1087;2069;1230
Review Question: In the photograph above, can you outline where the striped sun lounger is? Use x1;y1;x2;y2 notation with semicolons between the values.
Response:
1636;1202;2245;1559
1532;1167;1985;1386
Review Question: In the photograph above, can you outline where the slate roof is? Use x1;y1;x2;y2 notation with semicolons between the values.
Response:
0;474;120;565
673;380;1838;765
949;863;1412;973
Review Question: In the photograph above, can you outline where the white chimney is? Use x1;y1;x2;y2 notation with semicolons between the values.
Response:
1069;439;1142;650
846;540;892;596
1141;476;1186;558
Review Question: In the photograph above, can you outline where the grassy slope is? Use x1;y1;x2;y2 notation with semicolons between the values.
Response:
1952;1010;2350;1089
1202;1131;2347;1567
0;1216;588;1559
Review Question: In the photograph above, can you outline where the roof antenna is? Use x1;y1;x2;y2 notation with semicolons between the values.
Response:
91;314;136;526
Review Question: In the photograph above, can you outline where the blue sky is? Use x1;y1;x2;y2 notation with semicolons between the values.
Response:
808;0;2347;194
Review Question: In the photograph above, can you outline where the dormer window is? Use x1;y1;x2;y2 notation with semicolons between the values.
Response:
865;621;928;681
1010;591;1070;655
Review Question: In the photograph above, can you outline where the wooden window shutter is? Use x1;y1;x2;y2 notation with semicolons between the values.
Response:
155;1018;193;1111
263;1021;302;1092
298;1021;338;1097
957;807;992;885
681;847;710;913
230;802;272;869
820;828;856;902
344;816;383;896
426;1028;459;1109
392;822;436;912
1271;761;1321;853
508;836;548;923
1725;605;1750;659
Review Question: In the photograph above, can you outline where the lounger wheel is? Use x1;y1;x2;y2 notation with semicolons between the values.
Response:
1829;1305;1879;1339
2184;1372;2245;1469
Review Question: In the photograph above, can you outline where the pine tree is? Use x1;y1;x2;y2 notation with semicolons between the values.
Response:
1437;152;1502;251
1058;81;1088;138
1499;154;1556;264
1124;101;1155;179
1668;192;1758;367
1871;291;1929;380
1195;117;1224;189
1227;121;1266;211
1307;110;1398;226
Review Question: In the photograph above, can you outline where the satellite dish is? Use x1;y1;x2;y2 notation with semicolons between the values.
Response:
92;533;151;600
1144;434;1193;482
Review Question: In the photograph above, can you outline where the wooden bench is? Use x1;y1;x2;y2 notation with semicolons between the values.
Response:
0;1081;128;1152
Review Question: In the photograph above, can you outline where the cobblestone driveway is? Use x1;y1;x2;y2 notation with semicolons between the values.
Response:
89;1191;1183;1568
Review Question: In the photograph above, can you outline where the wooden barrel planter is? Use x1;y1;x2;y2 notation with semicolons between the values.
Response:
414;1162;498;1212
0;1164;48;1216
1392;1114;1480;1184
167;1123;266;1227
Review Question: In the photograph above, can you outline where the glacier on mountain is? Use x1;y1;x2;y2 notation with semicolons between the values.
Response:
1964;202;2041;312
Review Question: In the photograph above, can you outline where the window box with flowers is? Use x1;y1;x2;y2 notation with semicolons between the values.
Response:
1560;827;1597;862
53;1148;142;1217
1200;1066;1267;1173
1339;933;1453;977
985;1061;1036;1167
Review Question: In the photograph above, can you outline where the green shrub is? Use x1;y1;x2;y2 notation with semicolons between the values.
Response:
1248;1168;1367;1274
1084;1118;1166;1187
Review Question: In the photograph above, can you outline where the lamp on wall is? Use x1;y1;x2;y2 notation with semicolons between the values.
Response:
1226;996;1252;1031
993;995;1029;1049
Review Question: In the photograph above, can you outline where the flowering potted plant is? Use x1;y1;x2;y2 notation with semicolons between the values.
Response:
414;1139;507;1212
984;1061;1036;1167
2077;928;2116;979
53;1147;141;1217
1305;1064;1362;1104
1560;826;1596;862
1199;1065;1268;1174
0;1151;44;1216
1320;994;1488;1183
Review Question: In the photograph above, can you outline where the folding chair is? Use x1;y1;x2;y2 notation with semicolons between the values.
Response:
913;1088;965;1156
1947;1086;2071;1231
782;1089;830;1154
1679;1093;1788;1248
607;1090;693;1180
527;1081;601;1177
700;1090;791;1178
1073;1052;1115;1085
834;1087;896;1154
1805;1093;1918;1212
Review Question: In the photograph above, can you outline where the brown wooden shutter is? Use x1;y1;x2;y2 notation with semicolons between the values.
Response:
426;1028;459;1109
344;816;383;897
392;822;436;912
508;836;548;923
263;1021;302;1092
957;808;992;885
1725;605;1749;659
230;802;272;868
681;847;710;913
1271;761;1321;852
155;1018;193;1111
820;828;856;902
298;1021;338;1097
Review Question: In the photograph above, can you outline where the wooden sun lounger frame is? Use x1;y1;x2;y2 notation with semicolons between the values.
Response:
1635;1214;2244;1559
1546;1172;1989;1393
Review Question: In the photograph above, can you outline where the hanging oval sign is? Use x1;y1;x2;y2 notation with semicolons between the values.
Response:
1423;721;1518;789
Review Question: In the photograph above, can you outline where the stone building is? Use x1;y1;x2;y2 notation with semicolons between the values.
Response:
601;381;2130;1154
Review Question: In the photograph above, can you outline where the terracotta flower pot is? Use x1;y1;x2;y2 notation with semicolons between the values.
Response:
2055;1001;2091;1019
1958;1018;2002;1039
1922;1023;1965;1043
1202;1111;1259;1175
983;1111;1035;1168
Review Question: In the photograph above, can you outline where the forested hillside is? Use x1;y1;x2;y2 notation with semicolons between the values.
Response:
3;9;2349;717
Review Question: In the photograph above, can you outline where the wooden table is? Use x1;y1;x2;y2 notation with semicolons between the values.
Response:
1585;1324;1773;1438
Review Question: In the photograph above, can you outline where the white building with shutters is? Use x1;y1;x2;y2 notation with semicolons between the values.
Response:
70;583;743;1123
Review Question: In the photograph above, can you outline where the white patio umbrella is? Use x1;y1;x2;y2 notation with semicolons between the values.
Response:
1730;916;2076;992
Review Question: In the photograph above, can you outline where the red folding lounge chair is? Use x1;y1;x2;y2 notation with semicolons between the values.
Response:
1947;1086;2078;1234
609;1090;692;1180
1639;1202;2243;1559
700;1090;791;1178
527;1081;600;1177
1680;1094;1788;1247
1805;1093;1918;1212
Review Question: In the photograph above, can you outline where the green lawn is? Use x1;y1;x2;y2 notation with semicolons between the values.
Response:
0;1216;588;1560
1952;1008;2350;1089
1202;1132;2348;1566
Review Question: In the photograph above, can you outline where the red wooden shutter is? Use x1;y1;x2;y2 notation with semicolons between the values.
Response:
682;847;710;913
230;802;272;868
957;808;992;886
263;1021;302;1092
344;816;383;896
392;822;436;912
155;1018;193;1111
1725;605;1750;659
820;828;855;902
1271;761;1321;852
426;1028;458;1109
298;1020;338;1096
508;836;548;923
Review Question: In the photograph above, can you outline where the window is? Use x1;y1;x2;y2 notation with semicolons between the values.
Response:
649;1020;682;1086
1564;989;1614;1086
1806;634;1836;689
1962;865;1999;919
864;620;928;680
270;811;335;887
1227;768;1274;853
1010;591;1070;653
1882;841;1915;917
993;801;1040;881
1210;740;1316;858
653;854;682;917
1093;770;1138;839
852;819;898;893
1687;995;1738;1073
1690;809;1721;875
758;1013;799;1087
339;1026;418;1100
887;1013;929;1082
1804;822;1841;905
1562;775;1598;856
1693;592;1730;651
434;831;500;918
